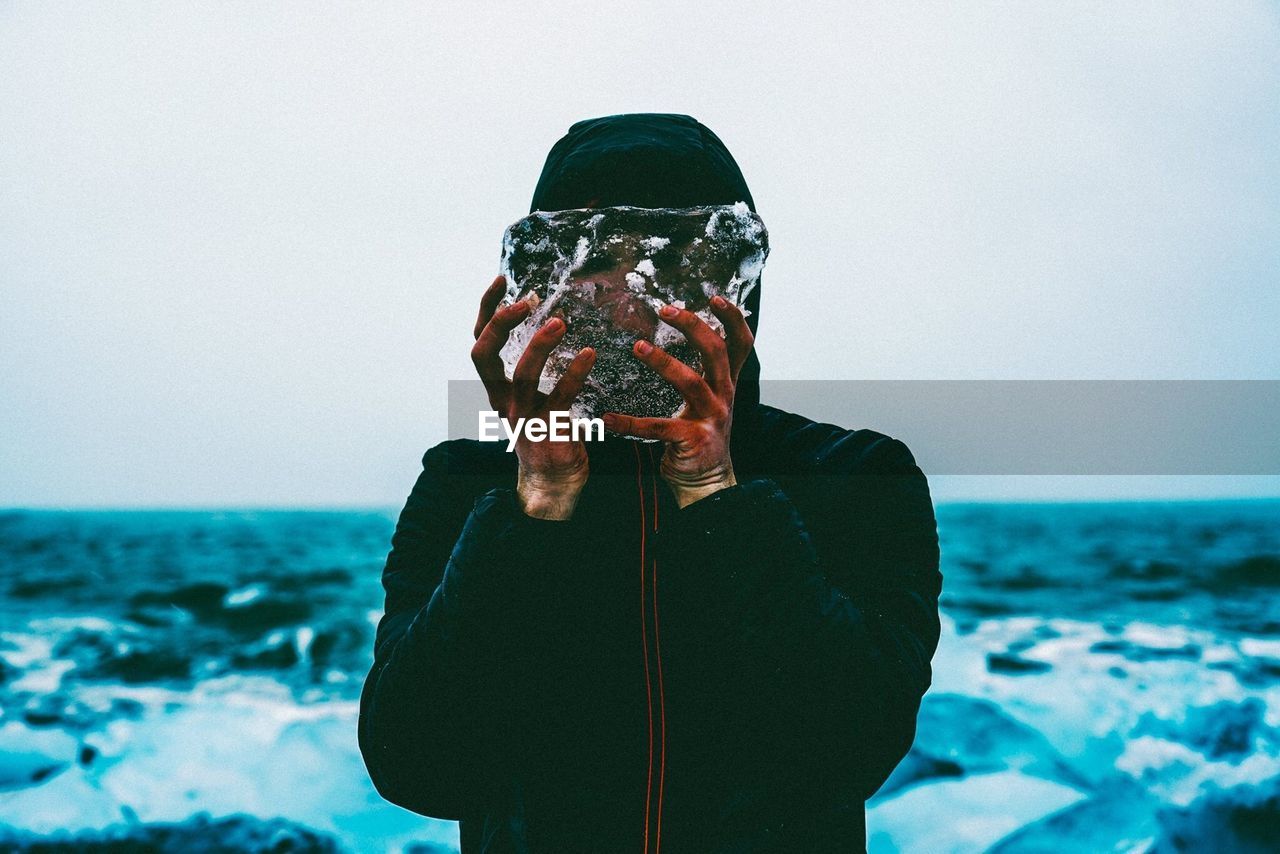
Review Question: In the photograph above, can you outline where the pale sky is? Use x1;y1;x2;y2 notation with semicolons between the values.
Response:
2;1;1278;507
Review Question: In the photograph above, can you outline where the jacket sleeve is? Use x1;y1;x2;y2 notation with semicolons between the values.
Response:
653;436;942;800
357;442;582;819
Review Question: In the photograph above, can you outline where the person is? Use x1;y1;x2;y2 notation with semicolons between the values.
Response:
358;113;942;853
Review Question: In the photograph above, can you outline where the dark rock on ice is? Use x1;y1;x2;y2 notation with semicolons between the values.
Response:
217;597;312;635
989;566;1057;591
306;624;367;671
1209;656;1280;687
1203;555;1280;591
1133;698;1276;763
987;651;1054;675
231;632;301;670
1155;776;1280;854
129;581;312;634
98;648;192;683
130;582;230;617
73;640;193;684
20;692;109;731
0;812;346;852
45;625;199;691
1088;639;1202;662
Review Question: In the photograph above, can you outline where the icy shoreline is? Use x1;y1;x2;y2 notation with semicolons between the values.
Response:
0;671;457;852
3;611;1279;852
2;504;1278;851
869;614;1280;852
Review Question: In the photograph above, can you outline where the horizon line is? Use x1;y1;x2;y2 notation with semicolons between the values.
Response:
4;495;1280;513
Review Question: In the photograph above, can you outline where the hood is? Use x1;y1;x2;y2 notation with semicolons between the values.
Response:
529;113;762;414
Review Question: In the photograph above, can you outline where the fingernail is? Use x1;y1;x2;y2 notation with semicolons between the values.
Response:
659;304;677;317
711;295;727;308
635;340;653;355
546;317;563;331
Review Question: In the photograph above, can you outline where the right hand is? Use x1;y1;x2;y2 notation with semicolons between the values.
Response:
471;275;596;519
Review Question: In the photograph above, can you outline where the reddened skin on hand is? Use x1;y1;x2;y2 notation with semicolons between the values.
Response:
603;299;753;508
471;275;596;519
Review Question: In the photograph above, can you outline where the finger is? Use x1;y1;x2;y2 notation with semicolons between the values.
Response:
513;316;567;413
545;347;596;413
471;298;531;388
474;276;508;340
709;296;755;382
632;339;720;415
657;303;730;393
602;412;685;442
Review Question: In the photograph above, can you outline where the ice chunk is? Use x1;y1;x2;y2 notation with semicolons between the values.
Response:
986;777;1160;852
867;770;1088;854
0;722;77;791
498;203;768;428
874;693;1093;798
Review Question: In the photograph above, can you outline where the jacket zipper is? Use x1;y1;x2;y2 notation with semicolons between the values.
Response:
634;443;666;853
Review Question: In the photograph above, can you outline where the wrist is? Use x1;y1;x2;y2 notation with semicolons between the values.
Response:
671;467;737;509
517;466;588;520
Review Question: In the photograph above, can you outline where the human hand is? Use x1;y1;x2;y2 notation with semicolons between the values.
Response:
601;296;754;508
472;275;596;519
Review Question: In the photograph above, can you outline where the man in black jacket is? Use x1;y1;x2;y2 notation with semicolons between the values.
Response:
358;113;942;853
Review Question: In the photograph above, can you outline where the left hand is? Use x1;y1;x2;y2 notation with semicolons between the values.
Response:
602;295;755;508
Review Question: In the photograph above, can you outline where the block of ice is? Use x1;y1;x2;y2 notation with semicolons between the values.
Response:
867;770;1088;854
498;203;768;426
0;721;77;791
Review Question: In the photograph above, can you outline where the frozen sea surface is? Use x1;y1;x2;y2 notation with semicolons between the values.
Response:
1;501;1278;852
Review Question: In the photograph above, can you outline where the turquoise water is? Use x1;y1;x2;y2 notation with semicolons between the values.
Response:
1;501;1278;851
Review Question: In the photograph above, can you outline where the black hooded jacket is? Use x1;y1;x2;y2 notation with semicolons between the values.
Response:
358;114;943;853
